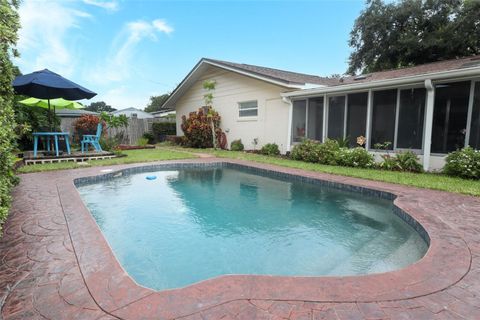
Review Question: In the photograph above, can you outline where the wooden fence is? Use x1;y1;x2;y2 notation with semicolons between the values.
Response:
61;116;175;145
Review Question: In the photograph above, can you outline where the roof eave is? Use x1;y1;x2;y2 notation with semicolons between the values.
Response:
163;59;306;109
282;66;480;98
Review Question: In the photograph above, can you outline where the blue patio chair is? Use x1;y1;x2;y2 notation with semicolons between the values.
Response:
81;123;103;153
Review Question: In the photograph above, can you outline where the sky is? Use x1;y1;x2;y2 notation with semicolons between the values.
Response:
15;0;366;110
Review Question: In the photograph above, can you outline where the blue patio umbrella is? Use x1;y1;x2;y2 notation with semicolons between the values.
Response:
12;69;97;131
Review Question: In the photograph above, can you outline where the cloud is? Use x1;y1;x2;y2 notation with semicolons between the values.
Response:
16;0;91;76
153;19;174;34
88;19;174;84
83;0;119;12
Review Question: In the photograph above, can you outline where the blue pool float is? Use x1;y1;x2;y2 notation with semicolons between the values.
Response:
146;175;157;180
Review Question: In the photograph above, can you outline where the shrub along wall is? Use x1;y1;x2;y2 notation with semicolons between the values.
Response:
444;147;480;179
290;139;423;172
0;0;21;233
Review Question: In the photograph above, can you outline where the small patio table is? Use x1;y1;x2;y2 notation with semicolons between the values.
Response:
33;132;71;158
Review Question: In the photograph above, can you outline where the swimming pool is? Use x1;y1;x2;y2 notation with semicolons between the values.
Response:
76;164;428;291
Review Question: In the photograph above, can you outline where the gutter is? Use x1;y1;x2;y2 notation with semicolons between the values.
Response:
282;66;480;98
283;96;293;152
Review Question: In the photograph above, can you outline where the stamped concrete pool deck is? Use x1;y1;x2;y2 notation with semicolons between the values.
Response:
1;158;479;319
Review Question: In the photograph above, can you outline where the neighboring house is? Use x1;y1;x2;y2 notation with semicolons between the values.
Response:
151;108;176;118
113;107;154;119
163;56;480;171
56;109;99;134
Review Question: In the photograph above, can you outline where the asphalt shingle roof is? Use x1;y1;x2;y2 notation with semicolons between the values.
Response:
338;55;480;85
204;58;339;86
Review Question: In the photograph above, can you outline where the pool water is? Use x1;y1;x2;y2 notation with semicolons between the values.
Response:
77;166;428;291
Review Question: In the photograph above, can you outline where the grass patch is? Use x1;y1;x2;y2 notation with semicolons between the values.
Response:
167;146;480;197
18;148;196;174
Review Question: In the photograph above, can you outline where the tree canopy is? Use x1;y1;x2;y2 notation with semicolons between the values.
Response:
347;0;480;74
85;101;116;113
144;94;170;113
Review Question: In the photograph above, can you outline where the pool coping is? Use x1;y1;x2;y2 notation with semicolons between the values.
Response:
55;158;471;319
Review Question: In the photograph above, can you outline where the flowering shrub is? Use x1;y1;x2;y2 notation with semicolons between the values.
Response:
230;139;244;151
291;140;423;172
444;147;480;179
180;107;224;148
337;147;375;168
317;139;341;165
73;115;104;142
291;139;341;164
260;143;280;156
291;139;323;162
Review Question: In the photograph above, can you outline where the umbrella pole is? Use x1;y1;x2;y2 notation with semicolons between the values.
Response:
48;99;54;154
48;99;52;132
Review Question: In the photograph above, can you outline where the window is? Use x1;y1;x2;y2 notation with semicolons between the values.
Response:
327;96;345;140
431;81;470;153
238;101;258;117
307;97;324;141
346;92;368;147
397;88;426;149
469;82;480;150
371;89;397;150
292;100;306;142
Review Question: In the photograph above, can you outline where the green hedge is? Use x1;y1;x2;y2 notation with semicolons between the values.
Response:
0;0;20;233
290;139;423;171
152;122;176;142
260;143;280;156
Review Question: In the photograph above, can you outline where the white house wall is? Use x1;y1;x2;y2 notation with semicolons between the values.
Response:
175;66;291;152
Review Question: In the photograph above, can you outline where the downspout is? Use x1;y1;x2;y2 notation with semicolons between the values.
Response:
423;79;435;171
283;96;293;153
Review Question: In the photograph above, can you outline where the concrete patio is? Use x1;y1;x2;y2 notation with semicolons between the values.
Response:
1;158;479;319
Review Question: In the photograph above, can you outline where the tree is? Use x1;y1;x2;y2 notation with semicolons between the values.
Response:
85;101;116;113
347;0;480;74
203;80;217;149
144;94;170;113
0;0;20;231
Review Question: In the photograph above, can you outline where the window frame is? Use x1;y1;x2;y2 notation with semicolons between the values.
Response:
465;80;479;149
345;91;369;147
290;77;480;154
368;88;398;151
291;99;307;143
306;97;324;141
430;80;472;154
237;100;258;120
326;94;347;140
394;85;427;153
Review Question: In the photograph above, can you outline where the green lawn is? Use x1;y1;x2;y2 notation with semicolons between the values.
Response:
18;146;480;196
18;148;196;174
166;146;480;197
